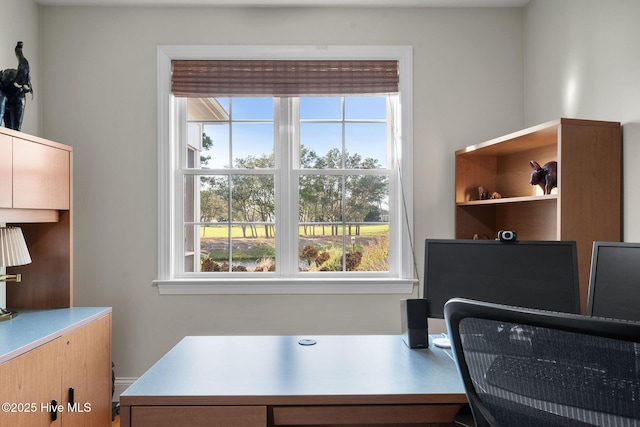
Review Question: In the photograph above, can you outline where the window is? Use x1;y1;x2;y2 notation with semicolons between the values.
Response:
155;46;415;294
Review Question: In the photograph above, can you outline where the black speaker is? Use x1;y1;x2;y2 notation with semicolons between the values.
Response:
400;299;429;348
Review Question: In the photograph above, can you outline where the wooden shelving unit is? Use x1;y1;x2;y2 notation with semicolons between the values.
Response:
0;127;73;308
1;129;112;427
455;118;622;311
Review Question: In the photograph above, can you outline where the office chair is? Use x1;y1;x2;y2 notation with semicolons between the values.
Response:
444;298;640;427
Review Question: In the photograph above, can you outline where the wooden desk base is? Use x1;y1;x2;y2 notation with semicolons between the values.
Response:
120;335;467;427
272;404;463;426
121;404;464;427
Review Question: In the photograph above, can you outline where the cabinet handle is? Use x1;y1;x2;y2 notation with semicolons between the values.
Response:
69;387;75;405
51;399;58;421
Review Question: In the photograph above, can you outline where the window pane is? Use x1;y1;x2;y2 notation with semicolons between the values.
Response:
195;175;230;223
187;123;202;161
231;229;276;272
345;96;386;120
298;174;343;223
231;123;274;168
299;232;344;272
300;97;341;120
200;225;276;272
202;124;230;169
184;224;198;272
355;232;389;272
231;175;275;223
185;174;197;222
298;225;389;272
345;123;387;169
346;174;389;272
199;224;231;272
299;174;343;272
297;174;390;272
345;174;389;222
232;97;273;120
300;123;342;169
188;173;276;272
217;97;230;112
230;171;276;271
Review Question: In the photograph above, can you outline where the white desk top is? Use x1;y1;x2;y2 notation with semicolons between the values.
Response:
0;307;112;364
122;334;466;406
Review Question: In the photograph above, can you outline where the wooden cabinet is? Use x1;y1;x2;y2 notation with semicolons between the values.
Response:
455;118;621;311
12;137;70;210
0;337;63;426
0;129;71;211
61;314;112;427
0;127;73;309
0;310;112;427
0;133;11;208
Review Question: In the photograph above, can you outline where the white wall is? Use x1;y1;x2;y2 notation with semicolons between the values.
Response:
38;6;523;377
0;0;39;136
523;0;640;240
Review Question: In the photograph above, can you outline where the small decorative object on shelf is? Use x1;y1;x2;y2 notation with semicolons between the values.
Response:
529;160;557;195
473;233;491;240
478;186;489;200
0;41;32;131
477;187;501;200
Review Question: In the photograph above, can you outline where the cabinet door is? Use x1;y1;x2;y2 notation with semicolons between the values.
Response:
61;315;112;427
12;137;70;210
131;406;267;427
0;134;11;208
0;339;63;427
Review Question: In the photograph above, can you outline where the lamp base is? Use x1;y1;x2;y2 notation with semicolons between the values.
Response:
0;308;18;322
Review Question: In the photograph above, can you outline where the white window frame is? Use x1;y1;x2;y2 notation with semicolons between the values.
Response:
154;45;415;295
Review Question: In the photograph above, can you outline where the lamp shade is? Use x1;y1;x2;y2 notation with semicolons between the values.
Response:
0;227;32;267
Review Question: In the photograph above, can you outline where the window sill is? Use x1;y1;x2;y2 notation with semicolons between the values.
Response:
153;278;417;295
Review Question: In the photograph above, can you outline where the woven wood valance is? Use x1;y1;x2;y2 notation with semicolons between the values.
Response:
171;60;399;97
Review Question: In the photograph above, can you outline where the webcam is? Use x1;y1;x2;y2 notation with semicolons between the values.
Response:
498;230;517;242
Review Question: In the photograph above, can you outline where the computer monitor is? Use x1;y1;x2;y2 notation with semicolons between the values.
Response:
587;241;640;321
424;239;581;319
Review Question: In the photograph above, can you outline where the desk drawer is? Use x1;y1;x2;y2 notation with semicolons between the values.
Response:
131;406;266;427
272;404;462;425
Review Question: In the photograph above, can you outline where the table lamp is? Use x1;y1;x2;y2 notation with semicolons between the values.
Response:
0;226;32;320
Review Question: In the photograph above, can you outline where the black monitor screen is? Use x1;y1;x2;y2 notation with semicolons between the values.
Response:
424;239;580;318
587;242;640;321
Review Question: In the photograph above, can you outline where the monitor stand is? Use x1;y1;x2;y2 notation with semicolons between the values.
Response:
432;336;451;349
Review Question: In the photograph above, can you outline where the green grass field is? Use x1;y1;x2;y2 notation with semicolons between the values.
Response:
199;223;389;238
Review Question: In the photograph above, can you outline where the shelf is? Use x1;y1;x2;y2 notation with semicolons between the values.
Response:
456;194;557;206
0;208;60;223
456;121;558;157
455;118;620;158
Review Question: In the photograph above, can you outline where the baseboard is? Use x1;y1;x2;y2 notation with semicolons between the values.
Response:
114;377;138;402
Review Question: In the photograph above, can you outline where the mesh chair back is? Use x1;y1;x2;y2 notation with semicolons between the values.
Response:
444;298;640;427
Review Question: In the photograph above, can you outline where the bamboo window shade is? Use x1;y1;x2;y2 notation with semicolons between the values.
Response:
171;60;399;97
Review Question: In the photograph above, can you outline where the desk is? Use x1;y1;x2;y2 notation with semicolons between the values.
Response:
120;335;467;427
